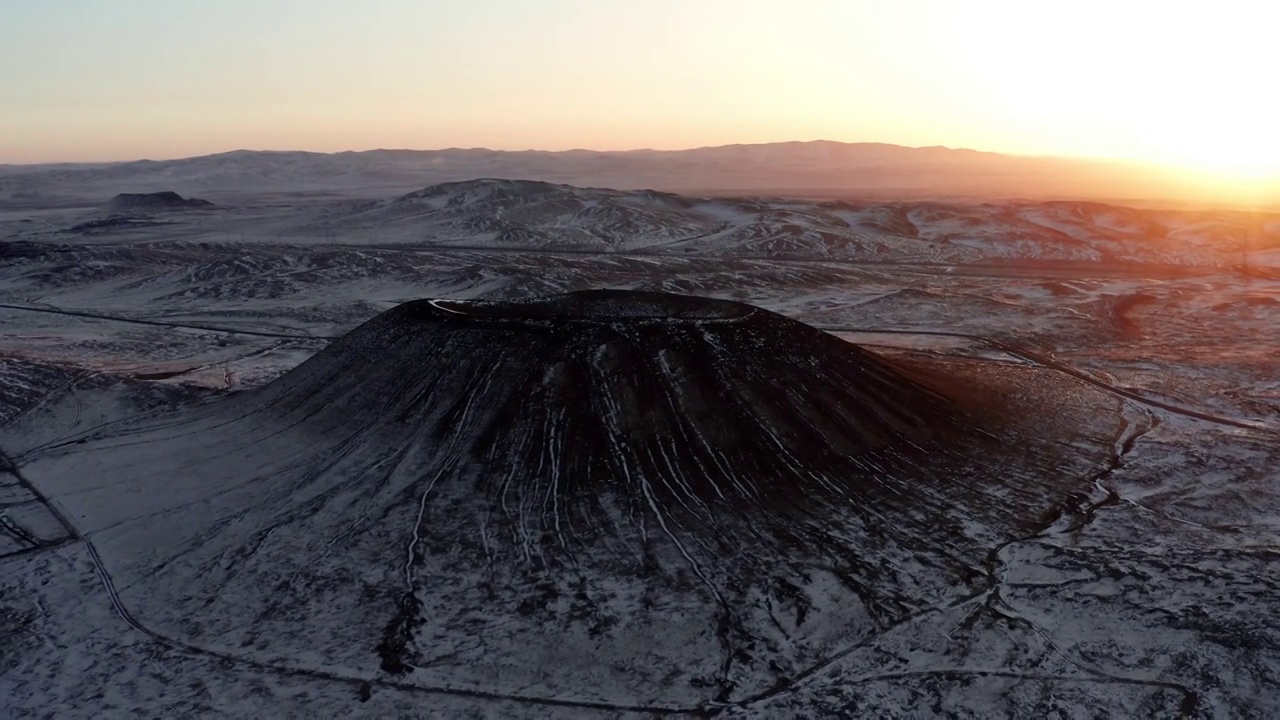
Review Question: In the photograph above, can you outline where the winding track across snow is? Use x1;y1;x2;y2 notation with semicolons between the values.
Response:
0;302;336;340
815;325;1274;433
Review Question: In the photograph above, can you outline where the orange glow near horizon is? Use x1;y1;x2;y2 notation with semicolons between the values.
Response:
0;0;1276;200
937;2;1279;193
1151;126;1280;185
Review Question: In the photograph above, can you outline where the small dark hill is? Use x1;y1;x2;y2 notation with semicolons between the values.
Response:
101;191;213;213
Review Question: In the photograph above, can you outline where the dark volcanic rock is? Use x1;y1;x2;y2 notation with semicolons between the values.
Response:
0;240;71;259
313;290;1027;523
65;215;169;235
23;290;1089;709
101;191;213;213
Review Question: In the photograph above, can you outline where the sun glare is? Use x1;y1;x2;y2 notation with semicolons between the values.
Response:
1145;103;1280;185
942;1;1279;194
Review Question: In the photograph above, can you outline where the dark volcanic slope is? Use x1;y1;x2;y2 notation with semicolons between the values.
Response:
22;290;1084;708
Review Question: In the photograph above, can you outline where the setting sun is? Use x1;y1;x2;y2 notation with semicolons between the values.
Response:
939;1;1278;186
1135;42;1278;184
1149;114;1279;180
1;0;1277;204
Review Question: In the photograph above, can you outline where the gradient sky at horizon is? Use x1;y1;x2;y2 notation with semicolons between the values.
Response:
1;0;1276;179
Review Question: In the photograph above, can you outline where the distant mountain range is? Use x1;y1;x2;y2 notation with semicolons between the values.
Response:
0;141;1268;209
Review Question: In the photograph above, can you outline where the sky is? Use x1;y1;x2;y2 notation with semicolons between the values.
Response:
1;0;1277;183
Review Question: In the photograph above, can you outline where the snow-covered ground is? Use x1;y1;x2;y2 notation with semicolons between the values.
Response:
2;180;1278;717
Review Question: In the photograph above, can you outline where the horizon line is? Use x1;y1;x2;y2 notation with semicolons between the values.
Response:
2;138;1118;168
